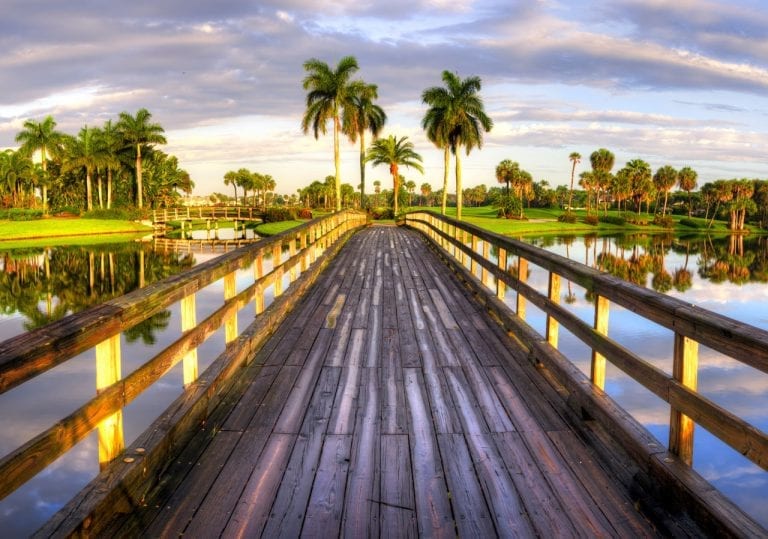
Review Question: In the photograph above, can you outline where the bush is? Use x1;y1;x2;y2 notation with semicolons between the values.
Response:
599;214;626;226
583;214;599;226
82;208;141;220
262;207;297;223
0;208;44;221
557;212;577;223
371;208;394;220
679;217;700;228
297;208;313;219
652;215;675;228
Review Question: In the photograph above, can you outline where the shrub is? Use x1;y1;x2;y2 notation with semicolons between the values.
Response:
599;214;626;226
371;208;394;220
263;207;297;223
297;208;313;219
0;208;44;221
557;212;577;223
82;208;141;220
652;215;675;228
679;217;700;229
583;214;599;226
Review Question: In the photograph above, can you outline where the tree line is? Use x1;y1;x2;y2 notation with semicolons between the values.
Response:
2;109;189;214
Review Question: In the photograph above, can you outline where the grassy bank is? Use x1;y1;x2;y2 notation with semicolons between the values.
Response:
403;206;764;236
254;220;307;236
0;218;153;248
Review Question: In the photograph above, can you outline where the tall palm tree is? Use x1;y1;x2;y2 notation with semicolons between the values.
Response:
343;82;386;209
61;126;102;211
568;152;581;212
420;182;432;206
301;56;361;212
422;70;493;220
117;108;167;209
223;170;238;205
677;166;698;217
0;150;34;205
495;159;517;195
653;165;678;216
366;135;424;215
625;159;653;214
373;180;381;207
97;120;124;210
589;148;614;214
15;115;64;213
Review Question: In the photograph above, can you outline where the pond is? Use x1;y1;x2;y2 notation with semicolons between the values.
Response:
515;231;768;527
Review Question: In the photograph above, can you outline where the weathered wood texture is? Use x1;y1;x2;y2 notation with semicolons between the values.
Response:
38;226;760;538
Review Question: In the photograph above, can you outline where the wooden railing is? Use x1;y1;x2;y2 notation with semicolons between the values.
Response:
0;210;367;507
151;206;264;224
404;211;768;472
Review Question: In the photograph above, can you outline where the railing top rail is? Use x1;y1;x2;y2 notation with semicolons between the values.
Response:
0;210;365;394
404;210;768;373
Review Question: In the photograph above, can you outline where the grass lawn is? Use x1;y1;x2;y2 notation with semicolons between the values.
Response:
254;220;307;236
400;205;763;236
0;218;153;247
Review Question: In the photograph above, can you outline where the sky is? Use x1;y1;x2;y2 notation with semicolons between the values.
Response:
2;0;768;197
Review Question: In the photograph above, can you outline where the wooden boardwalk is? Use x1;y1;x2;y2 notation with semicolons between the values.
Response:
117;226;677;537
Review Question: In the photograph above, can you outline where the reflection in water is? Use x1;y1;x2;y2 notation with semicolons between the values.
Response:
523;232;768;527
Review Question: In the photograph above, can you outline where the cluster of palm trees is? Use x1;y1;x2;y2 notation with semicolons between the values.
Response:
567;148;698;218
495;160;534;218
3;109;183;213
223;168;276;209
301;57;492;219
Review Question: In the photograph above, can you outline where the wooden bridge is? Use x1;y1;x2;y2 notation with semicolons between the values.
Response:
151;206;265;227
1;210;766;537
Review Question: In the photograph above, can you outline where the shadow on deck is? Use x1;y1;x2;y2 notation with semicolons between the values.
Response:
82;225;716;538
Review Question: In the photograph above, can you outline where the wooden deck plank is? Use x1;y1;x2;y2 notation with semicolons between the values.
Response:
301;434;352;538
380;434;418;537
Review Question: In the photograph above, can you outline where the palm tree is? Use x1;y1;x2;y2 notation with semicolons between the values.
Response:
61;126;102;211
343;82;386;209
422;70;493;220
589;148;614;214
262;174;276;209
117;109;166;209
0;150;34;205
15;115;64;213
301;56;361;212
568;152;581;212
373;180;381;207
495;159;516;195
625;159;653;214
97;120;124;210
677;166;698;217
223;170;239;205
420;182;432;206
366;135;424;215
653;165;678;216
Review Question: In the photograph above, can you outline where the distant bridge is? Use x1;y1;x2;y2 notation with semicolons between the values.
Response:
151;206;264;226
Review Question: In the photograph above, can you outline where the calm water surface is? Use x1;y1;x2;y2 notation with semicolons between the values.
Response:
0;230;766;534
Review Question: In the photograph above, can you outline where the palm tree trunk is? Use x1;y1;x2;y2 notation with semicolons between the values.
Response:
441;146;449;215
41;148;48;214
455;150;463;221
97;174;104;208
663;191;669;216
333;115;341;212
359;132;366;209
107;169;113;209
568;163;575;212
86;170;93;211
136;144;143;209
393;171;399;215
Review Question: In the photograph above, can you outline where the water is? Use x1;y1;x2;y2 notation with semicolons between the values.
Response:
513;232;768;526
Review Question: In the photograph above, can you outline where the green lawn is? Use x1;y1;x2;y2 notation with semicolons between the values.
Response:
400;206;762;236
254;220;307;236
0;218;153;248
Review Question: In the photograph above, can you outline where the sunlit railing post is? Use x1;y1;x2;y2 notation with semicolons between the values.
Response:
670;334;699;465
482;240;490;288
224;272;237;343
591;295;609;389
516;257;528;320
289;235;297;282
496;247;507;300
96;334;124;468
181;294;198;384
254;249;265;315
546;272;561;347
300;230;308;272
471;234;478;278
273;243;284;297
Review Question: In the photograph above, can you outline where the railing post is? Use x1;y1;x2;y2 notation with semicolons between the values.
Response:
96;334;123;468
482;240;490;288
591;295;609;389
224;272;237;343
496;247;507;300
669;334;699;464
546;272;561;347
300;230;308;272
181;294;198;384
255;250;265;315
516;257;528;320
273;243;284;297
471;234;478;277
289;235;297;282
